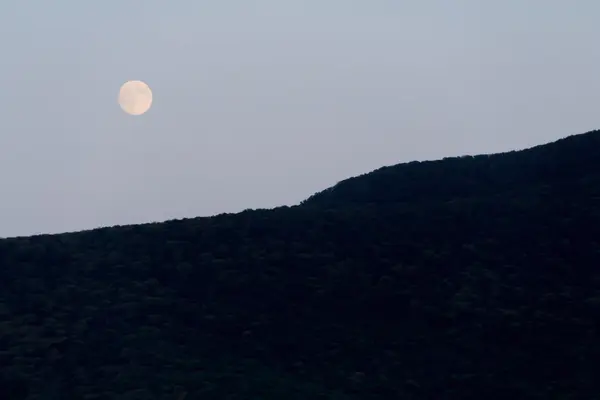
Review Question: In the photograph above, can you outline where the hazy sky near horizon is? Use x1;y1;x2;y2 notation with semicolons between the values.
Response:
1;1;600;237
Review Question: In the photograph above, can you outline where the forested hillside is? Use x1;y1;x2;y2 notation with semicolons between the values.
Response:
302;129;600;208
1;130;599;399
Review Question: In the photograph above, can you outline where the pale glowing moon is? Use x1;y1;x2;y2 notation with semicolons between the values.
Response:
118;80;153;116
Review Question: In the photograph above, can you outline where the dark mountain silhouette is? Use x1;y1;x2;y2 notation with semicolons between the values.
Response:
1;130;599;399
302;129;600;208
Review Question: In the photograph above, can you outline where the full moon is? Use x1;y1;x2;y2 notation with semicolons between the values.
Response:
118;80;153;116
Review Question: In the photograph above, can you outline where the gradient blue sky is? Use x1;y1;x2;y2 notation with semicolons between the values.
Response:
1;1;599;237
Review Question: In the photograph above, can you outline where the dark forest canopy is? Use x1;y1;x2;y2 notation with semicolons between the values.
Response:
1;130;600;399
302;129;600;208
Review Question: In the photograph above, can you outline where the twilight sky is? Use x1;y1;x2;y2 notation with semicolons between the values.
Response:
1;1;599;237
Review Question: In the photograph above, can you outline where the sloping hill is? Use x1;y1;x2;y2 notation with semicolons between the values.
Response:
0;130;599;399
301;129;600;208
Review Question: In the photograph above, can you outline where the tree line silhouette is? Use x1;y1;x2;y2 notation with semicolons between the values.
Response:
1;130;599;399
